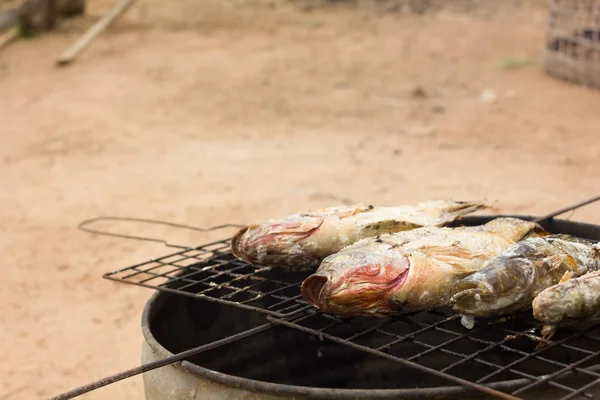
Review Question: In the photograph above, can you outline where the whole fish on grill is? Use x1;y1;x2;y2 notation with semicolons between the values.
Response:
231;199;486;268
301;217;543;318
533;268;600;340
449;235;600;321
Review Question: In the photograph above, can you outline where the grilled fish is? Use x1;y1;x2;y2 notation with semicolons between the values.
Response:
450;235;600;319
231;199;485;267
301;217;542;318
533;269;600;328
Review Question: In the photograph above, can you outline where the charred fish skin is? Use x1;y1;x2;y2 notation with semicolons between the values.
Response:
450;235;600;318
231;203;371;267
533;269;600;326
232;200;486;268
301;217;541;318
388;218;543;312
450;238;574;318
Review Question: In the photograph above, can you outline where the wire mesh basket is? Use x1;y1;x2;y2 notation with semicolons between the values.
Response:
544;0;600;88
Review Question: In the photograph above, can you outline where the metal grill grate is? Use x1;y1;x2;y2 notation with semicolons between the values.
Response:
101;216;600;400
267;308;600;400
103;237;313;318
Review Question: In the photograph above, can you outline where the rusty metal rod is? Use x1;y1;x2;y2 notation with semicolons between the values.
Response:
532;194;600;224
47;322;276;400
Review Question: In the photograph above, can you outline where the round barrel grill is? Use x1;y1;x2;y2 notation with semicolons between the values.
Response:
104;216;600;400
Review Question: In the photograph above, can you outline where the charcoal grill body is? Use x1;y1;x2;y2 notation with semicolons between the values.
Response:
140;216;600;400
142;291;519;400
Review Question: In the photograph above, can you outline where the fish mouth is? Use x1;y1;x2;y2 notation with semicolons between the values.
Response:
451;275;515;316
301;275;330;308
231;226;250;259
450;287;488;315
453;279;481;294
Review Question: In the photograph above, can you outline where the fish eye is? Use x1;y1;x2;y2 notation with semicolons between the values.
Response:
354;264;381;276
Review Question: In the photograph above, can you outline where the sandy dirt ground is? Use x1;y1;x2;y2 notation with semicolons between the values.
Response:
1;0;600;398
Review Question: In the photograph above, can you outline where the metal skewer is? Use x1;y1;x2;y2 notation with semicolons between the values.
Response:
532;194;600;224
47;322;277;400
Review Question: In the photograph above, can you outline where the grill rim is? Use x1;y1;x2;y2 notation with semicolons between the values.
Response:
140;215;600;399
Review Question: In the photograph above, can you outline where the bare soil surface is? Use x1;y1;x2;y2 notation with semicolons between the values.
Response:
1;1;599;399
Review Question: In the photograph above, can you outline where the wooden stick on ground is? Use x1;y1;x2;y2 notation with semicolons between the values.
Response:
55;0;137;66
0;6;20;32
0;26;19;52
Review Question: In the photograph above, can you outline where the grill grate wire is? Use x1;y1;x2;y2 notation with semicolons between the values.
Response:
103;235;600;400
104;237;313;318
266;308;600;400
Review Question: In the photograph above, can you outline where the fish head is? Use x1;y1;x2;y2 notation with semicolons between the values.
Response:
449;259;534;317
532;287;567;324
301;243;410;318
231;215;325;265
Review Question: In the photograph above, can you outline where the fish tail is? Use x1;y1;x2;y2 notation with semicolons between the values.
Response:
483;217;546;242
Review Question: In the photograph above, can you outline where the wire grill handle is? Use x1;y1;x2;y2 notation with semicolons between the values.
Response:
77;216;245;249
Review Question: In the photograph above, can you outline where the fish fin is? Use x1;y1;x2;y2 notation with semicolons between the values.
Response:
537;325;557;349
483;217;546;242
547;253;581;277
373;200;486;227
364;219;421;235
522;228;551;239
338;204;373;218
300;204;371;218
559;270;574;284
544;251;570;268
417;245;485;274
408;200;487;225
439;258;483;275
